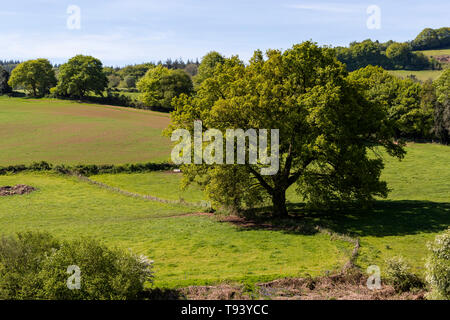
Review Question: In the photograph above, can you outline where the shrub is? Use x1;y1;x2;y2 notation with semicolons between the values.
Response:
0;232;60;299
426;228;450;300
384;256;425;292
0;232;153;300
38;238;154;300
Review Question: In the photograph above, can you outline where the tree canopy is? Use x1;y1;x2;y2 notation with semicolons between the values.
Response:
166;42;405;216
8;59;56;97
56;55;108;98
137;66;193;110
193;51;225;87
349;65;436;140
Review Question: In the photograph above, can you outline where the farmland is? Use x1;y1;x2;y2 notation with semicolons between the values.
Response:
0;96;171;165
0;98;449;289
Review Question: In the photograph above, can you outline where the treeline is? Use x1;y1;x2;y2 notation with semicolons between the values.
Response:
349;66;450;144
336;27;449;71
104;58;200;91
336;40;440;71
411;27;450;50
0;60;20;73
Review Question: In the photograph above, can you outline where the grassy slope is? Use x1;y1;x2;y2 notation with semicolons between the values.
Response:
0;96;172;165
353;143;450;274
1;97;448;284
387;48;449;82
0;172;351;287
414;48;450;57
91;172;205;203
387;70;443;81
92;143;450;276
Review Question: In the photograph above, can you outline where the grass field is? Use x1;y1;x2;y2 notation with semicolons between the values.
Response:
88;143;450;276
415;48;450;58
0;96;171;165
0;172;352;287
387;69;444;81
0;97;449;288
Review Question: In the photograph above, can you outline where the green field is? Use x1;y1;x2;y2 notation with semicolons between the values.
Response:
387;69;444;81
90;143;450;275
0;98;449;288
0;96;171;165
415;48;450;58
0;172;352;287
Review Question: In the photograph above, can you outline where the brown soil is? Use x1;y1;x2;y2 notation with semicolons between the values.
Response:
0;185;36;196
434;55;450;63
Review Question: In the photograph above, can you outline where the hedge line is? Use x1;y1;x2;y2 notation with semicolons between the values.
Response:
0;161;177;176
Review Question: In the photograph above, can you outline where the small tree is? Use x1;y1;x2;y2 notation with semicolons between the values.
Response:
137;66;193;110
123;75;137;89
56;55;108;98
193;51;225;87
0;67;12;94
8;59;56;97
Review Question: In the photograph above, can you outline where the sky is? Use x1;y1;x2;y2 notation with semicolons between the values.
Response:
0;0;448;66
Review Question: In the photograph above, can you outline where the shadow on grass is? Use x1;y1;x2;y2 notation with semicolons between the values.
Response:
235;200;450;238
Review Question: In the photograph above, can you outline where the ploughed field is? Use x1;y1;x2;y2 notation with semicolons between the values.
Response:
0;97;449;288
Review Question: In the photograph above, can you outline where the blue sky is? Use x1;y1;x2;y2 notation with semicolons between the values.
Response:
0;0;448;66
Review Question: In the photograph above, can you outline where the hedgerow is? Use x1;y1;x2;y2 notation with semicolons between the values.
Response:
0;161;177;176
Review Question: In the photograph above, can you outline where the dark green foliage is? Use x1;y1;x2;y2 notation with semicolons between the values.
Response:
0;67;12;94
0;232;153;300
0;161;176;176
335;40;392;71
433;69;450;144
412;27;450;50
56;55;108;98
137;66;193;110
118;63;154;80
335;39;438;72
349;66;435;140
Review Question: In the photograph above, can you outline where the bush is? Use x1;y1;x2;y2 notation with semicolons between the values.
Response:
385;256;424;293
0;232;60;299
0;232;153;300
426;228;450;300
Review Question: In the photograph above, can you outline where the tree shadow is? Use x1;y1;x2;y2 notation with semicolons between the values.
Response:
308;200;450;237
236;200;450;237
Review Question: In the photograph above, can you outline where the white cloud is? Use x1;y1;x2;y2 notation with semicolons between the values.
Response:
286;3;362;13
0;32;174;65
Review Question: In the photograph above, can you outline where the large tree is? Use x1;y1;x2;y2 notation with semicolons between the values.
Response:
56;55;108;98
137;66;193;110
8;59;56;97
166;42;405;216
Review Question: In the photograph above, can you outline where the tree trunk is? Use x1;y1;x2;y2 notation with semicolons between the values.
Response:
272;188;288;217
